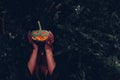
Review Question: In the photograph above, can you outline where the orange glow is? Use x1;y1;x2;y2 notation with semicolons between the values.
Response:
32;36;48;41
33;32;38;35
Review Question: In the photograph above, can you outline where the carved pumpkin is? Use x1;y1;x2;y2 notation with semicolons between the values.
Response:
31;30;49;42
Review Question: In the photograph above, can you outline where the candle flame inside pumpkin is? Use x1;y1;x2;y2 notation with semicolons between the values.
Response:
32;36;48;41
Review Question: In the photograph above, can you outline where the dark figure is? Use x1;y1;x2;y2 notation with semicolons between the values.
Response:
27;31;59;80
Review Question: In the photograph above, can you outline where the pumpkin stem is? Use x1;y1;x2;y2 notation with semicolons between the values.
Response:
38;20;42;31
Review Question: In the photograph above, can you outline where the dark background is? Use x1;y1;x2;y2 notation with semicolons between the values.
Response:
0;0;120;80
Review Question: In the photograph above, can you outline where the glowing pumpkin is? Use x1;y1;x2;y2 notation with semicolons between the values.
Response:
31;30;49;42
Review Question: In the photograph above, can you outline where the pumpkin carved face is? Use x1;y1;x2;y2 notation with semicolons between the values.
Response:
31;30;49;42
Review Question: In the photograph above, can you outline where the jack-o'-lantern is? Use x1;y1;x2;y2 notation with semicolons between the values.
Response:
31;21;49;42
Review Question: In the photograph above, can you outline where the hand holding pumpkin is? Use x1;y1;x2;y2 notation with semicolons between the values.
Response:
28;30;54;52
45;31;54;50
28;31;38;50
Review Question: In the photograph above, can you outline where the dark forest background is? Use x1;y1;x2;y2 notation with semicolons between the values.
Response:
0;0;120;80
